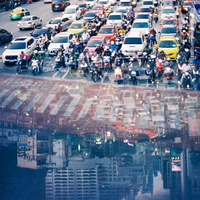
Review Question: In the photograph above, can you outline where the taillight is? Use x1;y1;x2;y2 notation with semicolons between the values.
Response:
10;13;12;16
17;13;21;15
28;22;32;24
61;2;64;7
51;3;53;8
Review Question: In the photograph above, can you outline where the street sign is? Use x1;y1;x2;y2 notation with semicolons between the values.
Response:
18;135;28;146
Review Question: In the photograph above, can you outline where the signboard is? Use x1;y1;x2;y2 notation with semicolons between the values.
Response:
18;135;28;146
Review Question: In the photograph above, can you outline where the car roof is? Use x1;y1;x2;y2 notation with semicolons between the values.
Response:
71;20;85;24
126;31;142;37
133;19;149;22
12;37;33;42
109;12;122;15
159;37;176;41
13;7;23;10
66;5;79;8
51;17;62;20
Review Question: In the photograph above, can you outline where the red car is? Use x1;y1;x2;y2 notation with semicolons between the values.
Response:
91;4;105;15
97;25;117;43
85;36;108;55
160;17;179;31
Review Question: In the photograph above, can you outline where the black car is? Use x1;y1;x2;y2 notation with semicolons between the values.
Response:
51;0;70;12
0;28;13;46
30;27;53;39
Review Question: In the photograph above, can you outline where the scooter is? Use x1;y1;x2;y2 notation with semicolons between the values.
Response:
16;59;28;74
129;67;138;85
183;71;192;89
54;55;62;71
69;56;78;70
31;60;40;76
80;61;89;77
115;67;123;84
154;14;158;23
103;56;111;71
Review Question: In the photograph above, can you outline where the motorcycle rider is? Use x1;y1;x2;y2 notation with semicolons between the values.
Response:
149;28;157;44
56;46;66;67
18;51;27;67
154;8;159;14
57;23;63;33
177;52;186;65
109;41;117;51
32;50;42;71
81;30;90;44
79;51;90;65
119;26;126;35
158;50;166;61
181;30;188;40
165;57;173;68
182;17;188;27
95;44;104;55
35;37;44;50
180;60;193;87
192;56;200;71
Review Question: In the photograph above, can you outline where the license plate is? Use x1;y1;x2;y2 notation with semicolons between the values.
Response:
55;5;59;7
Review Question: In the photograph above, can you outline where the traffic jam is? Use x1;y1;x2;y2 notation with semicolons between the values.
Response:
0;0;199;89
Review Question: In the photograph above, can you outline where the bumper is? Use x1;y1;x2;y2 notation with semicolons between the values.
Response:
165;53;177;60
48;49;57;56
10;15;22;20
52;7;64;11
3;59;18;65
18;24;34;29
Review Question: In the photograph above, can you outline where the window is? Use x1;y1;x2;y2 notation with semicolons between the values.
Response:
124;37;142;44
28;39;34;46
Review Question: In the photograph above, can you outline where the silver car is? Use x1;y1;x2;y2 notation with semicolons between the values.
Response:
17;15;42;30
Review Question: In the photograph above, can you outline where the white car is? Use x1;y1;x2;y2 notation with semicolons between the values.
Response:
85;0;96;7
98;0;110;9
62;5;81;20
142;0;154;7
121;32;146;57
46;17;73;31
44;0;52;3
2;36;35;65
17;15;42;30
131;19;150;35
48;32;74;56
161;6;176;20
109;0;117;6
118;0;132;10
115;7;128;17
106;13;125;27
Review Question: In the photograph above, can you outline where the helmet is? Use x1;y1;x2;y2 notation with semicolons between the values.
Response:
58;47;62;51
117;59;121;63
34;50;38;54
152;28;154;31
85;48;88;50
105;46;109;50
60;44;63;48
83;51;86;54
183;30;186;33
160;50;164;53
111;41;114;45
97;44;100;47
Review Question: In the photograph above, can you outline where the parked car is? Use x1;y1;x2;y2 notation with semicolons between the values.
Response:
0;28;13;46
48;32;74;55
10;7;30;20
62;5;81;20
17;15;42;30
46;17;73;31
51;0;70;12
2;37;35;65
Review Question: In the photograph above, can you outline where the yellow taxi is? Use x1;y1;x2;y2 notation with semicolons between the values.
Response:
67;20;88;36
10;7;30;20
155;37;180;60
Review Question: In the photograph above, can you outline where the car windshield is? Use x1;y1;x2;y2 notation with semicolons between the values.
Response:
79;4;86;7
13;9;21;12
49;19;61;24
120;2;131;6
70;23;83;29
124;37;142;44
84;13;95;17
163;8;175;13
8;42;26;49
161;27;176;34
99;28;114;34
163;20;176;25
108;15;121;20
132;22;148;28
21;17;32;21
99;1;107;4
136;14;149;19
53;37;69;43
143;1;153;5
159;40;177;48
32;29;47;36
184;2;191;6
86;0;93;1
116;9;126;14
87;40;103;47
93;6;101;10
139;8;150;12
64;8;75;14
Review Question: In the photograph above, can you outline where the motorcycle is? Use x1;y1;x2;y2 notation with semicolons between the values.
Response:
129;67;138;85
154;14;158;23
16;59;28;74
115;37;122;51
103;56;111;71
156;60;164;81
115;67;123;84
139;52;149;67
31;60;40;76
69;56;78;70
80;61;89;76
149;34;156;47
92;66;102;82
54;55;62;71
145;64;155;84
183;71;192;89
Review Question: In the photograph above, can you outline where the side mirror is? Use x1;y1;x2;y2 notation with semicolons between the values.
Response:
30;32;33;36
5;45;8;49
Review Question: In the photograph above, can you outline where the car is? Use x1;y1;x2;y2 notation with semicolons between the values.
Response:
106;13;125;27
138;6;151;13
154;37;180;60
0;28;13;46
48;32;74;55
62;5;81;20
118;0;132;10
136;13;149;20
83;11;97;23
181;1;192;13
78;3;88;15
67;20;88;35
46;17;73;31
131;0;137;7
17;15;42;30
2;36;35;65
98;0;110;10
115;7;129;17
142;0;154;7
121;32;146;57
160;17;179;30
10;7;30;20
85;0;96;7
161;6;176;20
91;4;105;15
51;0;70;12
109;0;117;6
86;36;108;55
30;27;53;39
44;0;52;3
159;25;178;38
97;25;117;42
131;19;150;35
